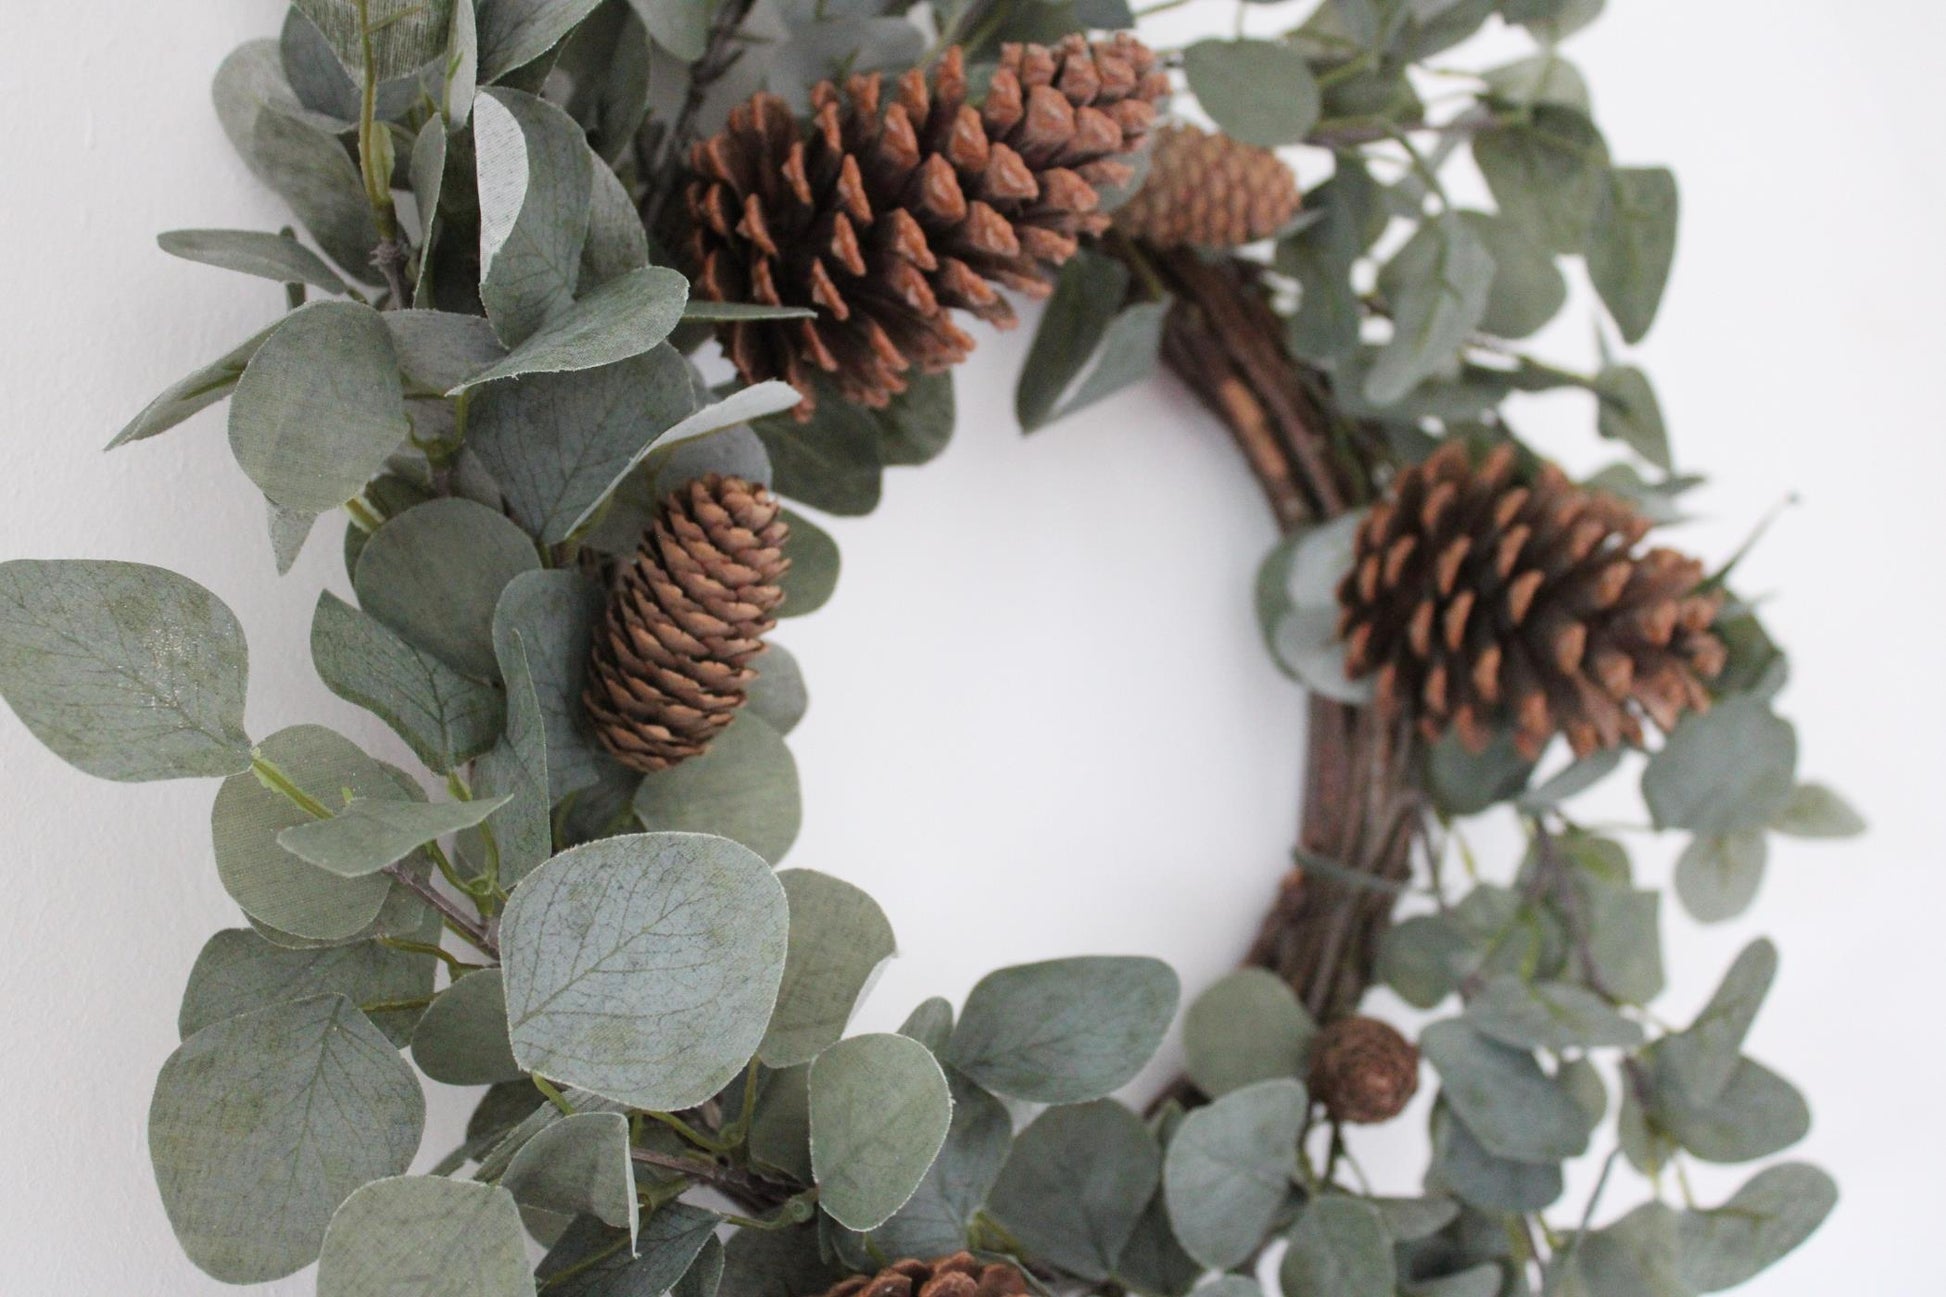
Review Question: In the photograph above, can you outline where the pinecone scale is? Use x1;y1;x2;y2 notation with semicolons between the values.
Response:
820;1253;1031;1297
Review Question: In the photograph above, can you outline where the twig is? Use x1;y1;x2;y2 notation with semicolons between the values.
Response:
383;862;498;957
639;0;761;234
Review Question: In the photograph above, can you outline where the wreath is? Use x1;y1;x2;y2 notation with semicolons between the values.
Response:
0;3;1861;1296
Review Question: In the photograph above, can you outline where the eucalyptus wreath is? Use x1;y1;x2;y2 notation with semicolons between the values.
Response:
0;2;1863;1296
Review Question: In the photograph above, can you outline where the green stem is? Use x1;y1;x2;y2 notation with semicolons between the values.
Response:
250;754;332;819
360;995;436;1015
641;1109;730;1154
533;1075;577;1117
377;936;477;975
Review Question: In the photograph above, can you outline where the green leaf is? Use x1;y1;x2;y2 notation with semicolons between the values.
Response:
1280;1196;1394;1297
354;498;542;681
987;1101;1160;1281
1673;832;1768;923
503;1111;638;1240
1378;913;1470;1008
1482;52;1589;111
1771;781;1866;838
1658;939;1776;1104
500;832;790;1110
1580;878;1665;1004
1425;728;1535;816
750;1064;814;1181
719;1225;844;1297
1460;211;1567;341
230;301;410;512
633;712;802;864
1643;697;1798;836
492;569;614;798
1183;39;1320;146
681;300;818;323
1372;1196;1460;1242
1653;1055;1810;1164
1182;968;1317;1098
1472;107;1609;255
630;0;710;61
948;956;1180;1104
109;322;277;448
1261;513;1373;704
387;311;510;394
1016;250;1132;433
160;228;350;293
476;629;552;884
316;1176;533;1297
268;499;319;575
539;1204;718;1297
761;871;898;1066
863;1070;1011;1257
412;967;526;1085
898;998;955;1055
474;88;594;346
1593;365;1671;469
1562;1202;1687;1297
1587;167;1679;343
312;591;502;773
179;927;435;1047
280;794;510;875
1464;977;1643;1050
150;996;424;1283
747;643;809;736
1516;748;1624;811
1163;1079;1305;1270
582;149;653;286
252;106;385;285
454;266;690;391
776;508;840;617
755;397;885;515
1420;1021;1592;1163
810;1033;953;1231
1116;1189;1205;1297
1676;1163;1836;1292
1430;1105;1562;1213
0;560;251;780
293;0;457;82
1367;214;1496;406
475;0;605;81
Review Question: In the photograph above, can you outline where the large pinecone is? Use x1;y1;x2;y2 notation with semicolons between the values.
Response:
584;475;789;773
1338;441;1727;759
1308;1016;1420;1125
685;35;1168;416
1113;123;1301;250
820;1253;1031;1297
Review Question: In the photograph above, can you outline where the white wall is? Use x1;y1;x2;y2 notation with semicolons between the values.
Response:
1;1;1939;1292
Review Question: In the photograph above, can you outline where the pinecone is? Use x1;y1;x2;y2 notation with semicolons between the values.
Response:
685;35;1169;417
1337;442;1727;760
820;1253;1032;1297
1113;123;1301;249
583;475;789;774
1308;1016;1420;1125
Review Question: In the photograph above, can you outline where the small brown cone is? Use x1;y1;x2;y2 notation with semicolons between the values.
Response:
1337;441;1728;760
685;34;1169;417
1114;123;1301;250
583;475;789;773
819;1253;1033;1297
1309;1016;1420;1125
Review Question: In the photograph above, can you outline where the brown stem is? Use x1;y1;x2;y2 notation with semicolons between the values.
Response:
629;1147;798;1214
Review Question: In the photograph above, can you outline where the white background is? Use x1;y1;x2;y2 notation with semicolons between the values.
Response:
2;1;1941;1292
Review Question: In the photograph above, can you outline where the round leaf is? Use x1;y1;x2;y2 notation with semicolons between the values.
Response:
986;1100;1160;1282
412;968;526;1085
1164;1079;1306;1270
1184;40;1321;147
632;712;802;864
1183;968;1317;1097
761;870;898;1066
947;955;1179;1104
179;927;436;1048
809;1033;953;1231
1280;1196;1394;1297
355;497;542;681
317;1176;533;1297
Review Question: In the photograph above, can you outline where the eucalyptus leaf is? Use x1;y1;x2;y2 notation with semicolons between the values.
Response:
1643;697;1797;836
1262;513;1372;704
776;507;840;617
747;642;809;735
583;150;653;288
633;712;802;864
719;1225;844;1297
1771;781;1865;838
454;266;690;391
987;1100;1161;1281
355;497;542;681
502;1112;638;1239
631;0;711;61
1280;1196;1394;1297
1593;365;1671;469
316;1176;532;1297
761;871;898;1066
810;1033;953;1231
864;1070;1011;1257
538;1203;719;1297
683;301;818;322
1580;878;1665;1005
750;1065;814;1182
476;0;606;82
160;228;350;293
755;396;885;515
1460;211;1567;340
1367;214;1495;406
250;106;385;285
1673;832;1768;923
492;569;614;798
1676;1162;1836;1292
476;629;552;884
312;591;503;773
1182;968;1317;1098
1658;938;1776;1104
1472;107;1609;255
1483;52;1589;111
1016;249;1156;433
948;956;1179;1104
0;559;252;780
293;0;457;82
179;927;436;1047
1516;748;1623;811
280;793;510;876
1420;1020;1592;1163
387;310;510;393
109;322;276;448
1652;1055;1809;1164
1463;977;1644;1051
412;968;526;1085
1587;167;1679;344
1561;1202;1685;1297
475;88;594;346
1430;1105;1562;1213
500;832;790;1110
1163;1079;1306;1270
1183;40;1321;146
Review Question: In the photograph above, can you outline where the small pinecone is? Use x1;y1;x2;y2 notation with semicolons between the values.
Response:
1337;442;1728;760
1113;123;1301;249
583;475;789;774
686;35;1169;416
1309;1016;1420;1125
821;1254;1032;1297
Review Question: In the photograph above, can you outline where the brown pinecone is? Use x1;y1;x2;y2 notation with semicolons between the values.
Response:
1113;123;1301;250
1337;442;1727;760
1309;1016;1420;1125
583;475;789;774
685;34;1169;417
820;1253;1031;1297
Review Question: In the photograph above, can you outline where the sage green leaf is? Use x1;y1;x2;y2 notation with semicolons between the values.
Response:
230;301;409;511
1430;1105;1562;1213
633;713;802;864
1473;107;1609;255
581;159;652;290
865;1070;1011;1257
443;0;481;121
469;347;695;543
1367;214;1495;406
213;39;344;162
251;106;385;284
898;998;955;1055
1593;365;1670;469
1463;977;1643;1051
355;498;541;680
1658;939;1776;1104
870;371;955;466
1016;251;1164;432
109;322;276;448
1164;1079;1305;1270
454;266;690;391
386;310;510;394
1520;0;1605;40
1426;728;1536;816
1643;697;1797;836
151;995;425;1283
477;629;552;884
776;508;839;617
948;956;1179;1104
750;1064;813;1181
1262;513;1373;704
1280;1196;1394;1297
538;1203;718;1297
631;0;710;61
1483;52;1589;111
281;794;510;876
762;871;898;1066
810;1033;953;1231
1407;1264;1499;1297
747;643;809;735
1771;781;1865;838
0;559;251;780
503;1112;637;1239
675;1235;725;1297
1373;1196;1460;1242
213;725;414;939
475;88;594;346
493;569;613;798
248;865;439;951
268;499;318;576
1676;1163;1835;1292
1587;167;1679;344
317;1176;532;1297
1516;748;1624;811
294;0;457;82
1674;832;1768;923
1581;878;1665;1004
1182;968;1317;1098
1278;164;1371;364
501;832;790;1109
160;228;349;293
412;968;526;1084
411;120;448;276
1192;1281;1262;1297
1421;1021;1591;1163
987;1101;1160;1281
683;300;817;322
1051;300;1169;429
180;927;435;1047
755;398;885;515
476;0;605;81
1563;1203;1685;1297
1653;1055;1808;1164
1459;211;1566;340
312;591;502;773
720;1225;844;1297
1378;913;1469;1008
1183;39;1320;146
1118;1187;1203;1297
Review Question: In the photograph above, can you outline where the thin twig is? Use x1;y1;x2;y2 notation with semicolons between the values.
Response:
383;862;497;956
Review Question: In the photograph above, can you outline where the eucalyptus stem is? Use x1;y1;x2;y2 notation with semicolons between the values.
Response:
382;860;498;956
